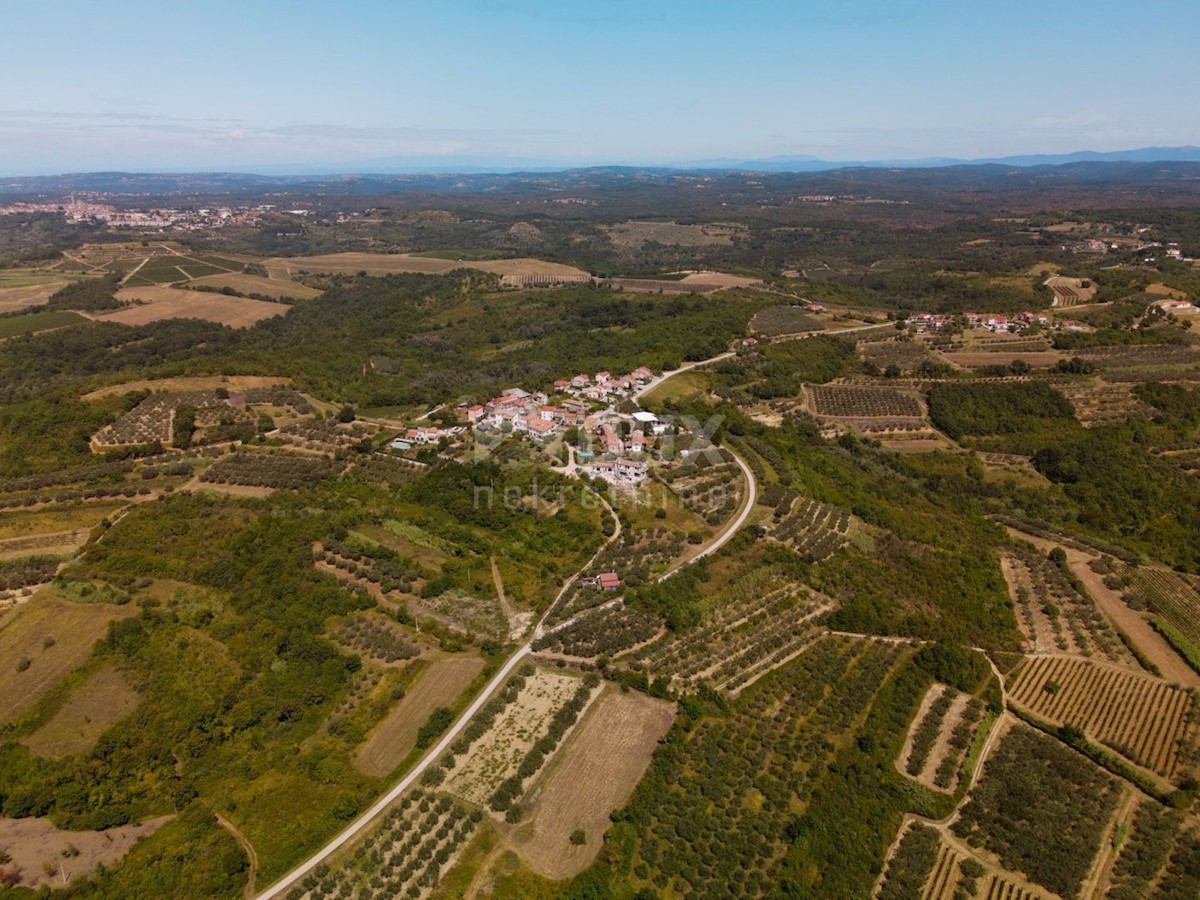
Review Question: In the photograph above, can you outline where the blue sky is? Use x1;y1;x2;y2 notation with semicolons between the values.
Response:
0;0;1196;174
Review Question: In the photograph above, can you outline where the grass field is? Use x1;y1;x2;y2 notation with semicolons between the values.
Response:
0;593;139;725
509;687;674;879
0;282;69;314
266;252;589;279
0;502;127;541
0;309;85;338
82;374;291;400
100;287;287;327
354;654;485;777
641;369;711;405
190;272;322;300
21;663;140;758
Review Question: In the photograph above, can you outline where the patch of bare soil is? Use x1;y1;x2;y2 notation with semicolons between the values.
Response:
0;814;172;889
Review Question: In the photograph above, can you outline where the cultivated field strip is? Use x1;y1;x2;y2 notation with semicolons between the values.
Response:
1007;656;1197;777
629;568;832;691
1121;564;1200;659
921;841;962;899
285;791;480;900
1002;543;1134;664
443;669;581;805
979;874;1050;900
765;493;854;561
809;384;923;418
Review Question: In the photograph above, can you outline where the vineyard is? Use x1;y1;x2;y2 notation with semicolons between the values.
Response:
878;824;1052;900
1001;541;1135;664
1118;564;1200;671
1076;345;1200;382
200;451;345;489
532;602;662;659
616;636;906;897
809;384;923;418
749;305;824;337
629;566;832;691
762;489;854;562
899;684;986;793
283;790;481;900
951;724;1122;899
1006;656;1199;779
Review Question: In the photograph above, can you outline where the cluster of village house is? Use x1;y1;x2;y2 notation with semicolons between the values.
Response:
388;367;670;485
907;311;1087;334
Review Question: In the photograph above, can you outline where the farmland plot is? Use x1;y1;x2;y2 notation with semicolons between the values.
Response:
21;663;140;758
532;602;662;659
286;790;481;900
809;384;923;418
750;305;823;337
763;490;855;561
354;655;485;777
1006;656;1198;779
510;688;675;879
92;390;227;448
190;272;321;300
200;451;346;490
616;636;906;897
1118;564;1200;670
951;724;1122;899
860;339;941;376
630;566;832;691
1104;799;1184;899
1001;541;1135;664
443;669;583;806
0;282;69;314
99;286;286;327
1058;380;1154;428
659;461;743;527
1076;345;1200;382
898;684;986;792
267;252;589;279
0;593;139;725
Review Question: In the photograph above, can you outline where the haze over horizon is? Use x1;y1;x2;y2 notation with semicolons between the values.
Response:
2;0;1198;176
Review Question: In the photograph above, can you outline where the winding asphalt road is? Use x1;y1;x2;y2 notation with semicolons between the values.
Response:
256;349;763;899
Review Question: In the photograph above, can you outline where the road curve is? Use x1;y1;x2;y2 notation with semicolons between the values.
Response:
255;644;532;899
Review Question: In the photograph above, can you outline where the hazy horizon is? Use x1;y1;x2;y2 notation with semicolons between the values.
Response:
2;0;1198;176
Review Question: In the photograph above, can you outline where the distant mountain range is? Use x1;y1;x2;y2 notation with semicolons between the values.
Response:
2;148;1200;196
686;146;1200;172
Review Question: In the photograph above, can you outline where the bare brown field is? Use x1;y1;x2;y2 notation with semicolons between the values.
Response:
83;374;290;401
22;663;140;758
0;814;172;890
0;593;139;725
679;271;763;288
941;351;1063;368
191;272;322;300
509;688;675;879
354;654;484;777
0;282;68;314
0;502;126;541
266;252;589;279
98;287;286;328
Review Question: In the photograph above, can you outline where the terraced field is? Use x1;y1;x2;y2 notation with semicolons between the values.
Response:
1007;656;1198;779
630;567;832;692
763;491;855;561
